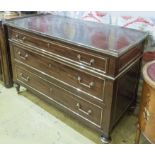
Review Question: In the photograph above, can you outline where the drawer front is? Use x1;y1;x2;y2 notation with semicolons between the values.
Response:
15;66;103;127
13;45;105;100
9;29;109;73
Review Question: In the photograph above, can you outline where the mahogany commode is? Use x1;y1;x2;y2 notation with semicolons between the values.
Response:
5;14;148;143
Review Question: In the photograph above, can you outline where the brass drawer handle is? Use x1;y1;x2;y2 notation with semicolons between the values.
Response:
77;54;94;66
15;34;19;39
76;103;92;116
18;51;28;60
143;107;151;121
77;76;94;88
19;73;30;82
22;36;26;42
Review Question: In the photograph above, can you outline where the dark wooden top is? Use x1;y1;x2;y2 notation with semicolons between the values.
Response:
5;14;148;57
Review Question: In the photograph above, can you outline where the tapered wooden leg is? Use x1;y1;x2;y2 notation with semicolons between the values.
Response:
15;83;20;94
135;124;141;144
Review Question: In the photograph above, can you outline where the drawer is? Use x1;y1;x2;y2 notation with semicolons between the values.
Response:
9;29;109;73
15;66;103;127
13;45;105;100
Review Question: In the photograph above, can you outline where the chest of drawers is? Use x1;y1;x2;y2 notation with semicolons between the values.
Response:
5;14;148;143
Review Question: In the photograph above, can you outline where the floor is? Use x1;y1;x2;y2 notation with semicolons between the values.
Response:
0;82;148;144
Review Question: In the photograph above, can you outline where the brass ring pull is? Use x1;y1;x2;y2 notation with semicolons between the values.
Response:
76;103;92;116
77;54;94;66
77;76;94;88
143;107;151;121
19;73;30;82
18;51;28;60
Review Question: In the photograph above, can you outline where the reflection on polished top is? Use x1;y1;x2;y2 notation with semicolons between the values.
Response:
6;14;148;56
